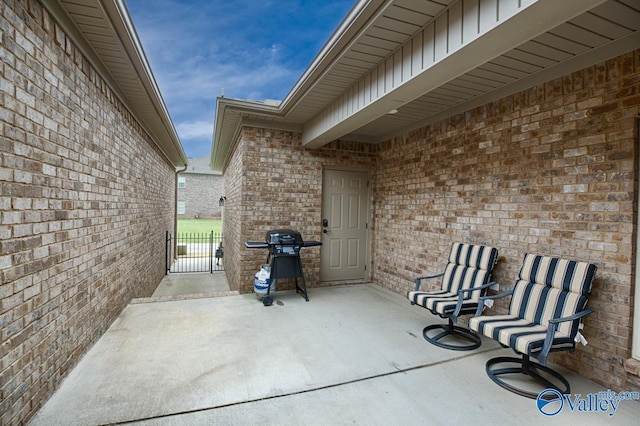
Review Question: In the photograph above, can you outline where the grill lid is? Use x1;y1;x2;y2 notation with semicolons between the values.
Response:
266;229;303;245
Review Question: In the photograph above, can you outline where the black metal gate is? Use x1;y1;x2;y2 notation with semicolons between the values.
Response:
165;231;224;273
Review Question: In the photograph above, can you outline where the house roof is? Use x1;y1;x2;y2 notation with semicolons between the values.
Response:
181;155;221;176
211;0;640;172
41;0;187;168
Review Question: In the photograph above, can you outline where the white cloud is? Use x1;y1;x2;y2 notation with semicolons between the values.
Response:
175;120;213;140
127;0;355;157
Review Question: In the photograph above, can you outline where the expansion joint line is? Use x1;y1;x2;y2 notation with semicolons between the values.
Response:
111;347;501;425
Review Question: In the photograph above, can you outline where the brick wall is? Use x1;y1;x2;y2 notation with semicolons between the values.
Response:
373;50;639;393
0;1;176;424
223;50;640;394
177;173;223;219
221;136;245;292
222;128;377;294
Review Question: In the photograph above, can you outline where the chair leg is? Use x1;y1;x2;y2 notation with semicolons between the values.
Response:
422;318;481;351
485;355;571;399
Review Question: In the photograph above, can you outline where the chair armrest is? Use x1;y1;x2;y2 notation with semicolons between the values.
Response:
451;282;499;321
457;281;497;296
538;308;595;365
548;309;594;325
473;287;514;316
414;272;445;291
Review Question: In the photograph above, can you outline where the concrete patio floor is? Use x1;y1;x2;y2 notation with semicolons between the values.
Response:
29;284;640;425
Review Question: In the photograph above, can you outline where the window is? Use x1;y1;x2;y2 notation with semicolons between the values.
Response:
177;200;186;215
178;176;186;189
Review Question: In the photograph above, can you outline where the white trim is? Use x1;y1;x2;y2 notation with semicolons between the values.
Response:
633;117;640;360
177;176;186;189
380;30;640;144
301;0;605;148
177;200;186;215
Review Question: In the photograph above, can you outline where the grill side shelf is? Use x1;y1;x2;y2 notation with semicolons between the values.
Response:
245;242;269;249
302;241;322;247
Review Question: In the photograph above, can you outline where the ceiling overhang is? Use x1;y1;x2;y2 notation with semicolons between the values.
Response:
41;0;187;168
211;0;640;171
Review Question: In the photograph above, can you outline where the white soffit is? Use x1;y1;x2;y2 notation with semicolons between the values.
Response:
211;98;299;171
211;0;640;169
345;0;640;144
41;0;187;167
301;0;625;148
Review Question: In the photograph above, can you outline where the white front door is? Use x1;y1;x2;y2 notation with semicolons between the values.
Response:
320;169;369;282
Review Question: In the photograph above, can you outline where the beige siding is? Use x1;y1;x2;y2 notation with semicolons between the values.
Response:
302;0;537;145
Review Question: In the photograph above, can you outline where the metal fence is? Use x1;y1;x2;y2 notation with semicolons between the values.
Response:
166;231;224;273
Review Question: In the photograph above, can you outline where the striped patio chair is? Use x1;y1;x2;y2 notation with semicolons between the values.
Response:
407;243;499;351
468;253;597;398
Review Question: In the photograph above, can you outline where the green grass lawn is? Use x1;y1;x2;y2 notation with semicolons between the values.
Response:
177;219;222;234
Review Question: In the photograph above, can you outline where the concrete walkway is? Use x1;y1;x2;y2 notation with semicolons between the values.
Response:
137;272;235;303
29;284;640;425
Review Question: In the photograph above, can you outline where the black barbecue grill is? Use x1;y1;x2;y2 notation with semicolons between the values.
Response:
245;229;322;306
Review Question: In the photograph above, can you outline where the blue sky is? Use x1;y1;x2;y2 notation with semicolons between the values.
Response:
126;0;355;158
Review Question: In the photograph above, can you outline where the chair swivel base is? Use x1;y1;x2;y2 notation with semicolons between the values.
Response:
486;355;570;399
423;320;481;351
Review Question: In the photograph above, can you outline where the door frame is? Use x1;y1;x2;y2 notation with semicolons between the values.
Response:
320;167;372;283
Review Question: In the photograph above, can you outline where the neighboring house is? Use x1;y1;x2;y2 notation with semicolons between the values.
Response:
212;0;640;398
177;155;224;219
0;1;186;424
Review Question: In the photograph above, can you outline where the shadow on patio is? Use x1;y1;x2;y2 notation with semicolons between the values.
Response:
29;284;640;425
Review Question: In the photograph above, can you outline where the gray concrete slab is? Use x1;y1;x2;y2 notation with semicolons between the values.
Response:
146;272;232;301
29;284;640;425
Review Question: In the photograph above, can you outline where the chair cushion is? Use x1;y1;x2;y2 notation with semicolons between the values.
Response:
448;243;499;271
467;315;576;355
443;262;491;297
519;254;595;296
409;288;477;316
469;253;597;357
408;243;498;315
511;254;596;336
508;281;586;337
